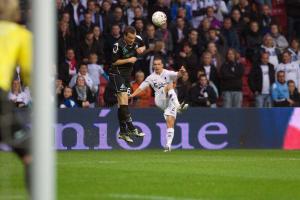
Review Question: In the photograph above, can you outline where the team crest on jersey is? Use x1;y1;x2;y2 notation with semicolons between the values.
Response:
113;43;119;54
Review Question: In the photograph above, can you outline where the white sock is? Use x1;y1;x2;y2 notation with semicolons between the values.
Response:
166;128;174;147
167;89;180;108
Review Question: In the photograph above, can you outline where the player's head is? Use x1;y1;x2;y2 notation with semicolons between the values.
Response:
0;0;20;22
153;56;164;73
124;26;136;45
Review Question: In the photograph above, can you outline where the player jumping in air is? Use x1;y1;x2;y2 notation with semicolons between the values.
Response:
109;26;146;143
130;56;188;152
0;0;32;194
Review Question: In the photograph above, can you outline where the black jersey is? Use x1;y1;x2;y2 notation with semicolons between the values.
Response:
111;35;144;79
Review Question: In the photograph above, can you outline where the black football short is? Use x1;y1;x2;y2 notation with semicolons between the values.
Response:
0;89;31;157
109;73;131;95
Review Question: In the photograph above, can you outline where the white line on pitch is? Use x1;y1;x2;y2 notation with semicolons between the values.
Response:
107;193;206;200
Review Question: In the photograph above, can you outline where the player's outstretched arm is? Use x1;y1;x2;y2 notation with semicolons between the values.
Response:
129;88;144;98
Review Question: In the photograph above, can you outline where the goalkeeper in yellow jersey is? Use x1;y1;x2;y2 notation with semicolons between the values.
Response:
0;0;32;195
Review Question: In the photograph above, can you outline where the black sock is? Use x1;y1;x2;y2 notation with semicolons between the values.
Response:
120;105;135;131
118;108;127;133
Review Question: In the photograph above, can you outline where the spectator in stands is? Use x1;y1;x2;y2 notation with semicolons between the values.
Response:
72;75;95;108
104;24;121;65
57;21;75;64
207;27;226;54
288;80;300;107
130;71;152;108
155;23;173;54
220;48;244;108
60;12;75;34
92;26;105;64
8;80;30;108
58;48;78;85
56;79;64;106
244;21;263;62
276;51;300;93
69;63;97;94
199;51;219;88
126;0;140;25
86;0;101;28
198;18;211;49
78;12;95;41
111;6;127;32
257;4;274;34
189;74;217;107
64;0;86;27
59;86;78;108
132;17;145;36
170;0;192;22
184;29;203;56
230;8;246;40
78;31;103;63
132;6;147;26
249;52;275;107
143;24;157;55
288;38;300;64
272;70;291;107
175;42;199;83
270;23;289;53
176;71;191;103
171;17;189;51
206;42;224;72
204;6;222;29
87;53;109;93
100;0;114;34
220;17;240;52
143;40;167;76
286;0;300;40
232;0;251;19
259;34;280;66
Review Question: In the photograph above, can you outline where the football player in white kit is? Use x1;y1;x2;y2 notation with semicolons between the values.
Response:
130;56;188;152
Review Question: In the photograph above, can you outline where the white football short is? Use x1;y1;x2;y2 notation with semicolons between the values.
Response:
154;88;177;119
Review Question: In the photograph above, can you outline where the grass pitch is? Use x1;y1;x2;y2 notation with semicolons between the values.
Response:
1;150;300;200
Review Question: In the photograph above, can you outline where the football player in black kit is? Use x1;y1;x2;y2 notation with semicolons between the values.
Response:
109;26;146;143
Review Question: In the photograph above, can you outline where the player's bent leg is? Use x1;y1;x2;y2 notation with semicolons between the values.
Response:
164;84;188;113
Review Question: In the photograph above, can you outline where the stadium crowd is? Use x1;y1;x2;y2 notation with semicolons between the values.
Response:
12;0;300;108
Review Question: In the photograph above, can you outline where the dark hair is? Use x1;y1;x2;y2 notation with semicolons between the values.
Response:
153;55;163;62
64;86;73;91
124;26;136;35
277;70;285;75
287;80;295;85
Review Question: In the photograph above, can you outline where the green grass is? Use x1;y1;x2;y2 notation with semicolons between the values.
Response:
1;150;300;200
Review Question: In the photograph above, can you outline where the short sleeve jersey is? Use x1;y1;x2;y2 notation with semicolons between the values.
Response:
139;69;178;94
111;35;144;79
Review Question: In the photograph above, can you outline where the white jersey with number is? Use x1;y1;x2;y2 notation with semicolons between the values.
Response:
139;69;178;94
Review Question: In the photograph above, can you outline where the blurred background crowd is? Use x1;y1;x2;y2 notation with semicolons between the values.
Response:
11;0;300;108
